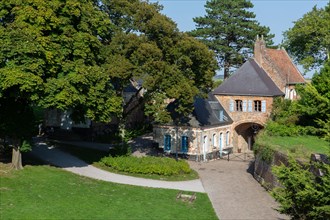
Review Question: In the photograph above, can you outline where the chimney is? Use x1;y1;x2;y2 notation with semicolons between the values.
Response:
254;35;265;65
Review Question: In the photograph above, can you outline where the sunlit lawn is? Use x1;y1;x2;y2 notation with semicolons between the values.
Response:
0;164;217;220
256;134;329;159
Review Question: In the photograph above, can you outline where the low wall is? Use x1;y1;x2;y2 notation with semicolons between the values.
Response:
254;151;288;190
254;151;329;190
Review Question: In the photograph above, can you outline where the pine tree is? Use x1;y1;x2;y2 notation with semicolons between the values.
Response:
190;0;274;79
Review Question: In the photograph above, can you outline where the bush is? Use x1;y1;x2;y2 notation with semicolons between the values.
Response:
265;121;317;137
100;156;191;176
109;143;132;157
272;156;330;219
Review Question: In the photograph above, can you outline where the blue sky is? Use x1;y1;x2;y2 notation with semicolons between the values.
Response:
150;0;328;77
151;0;328;45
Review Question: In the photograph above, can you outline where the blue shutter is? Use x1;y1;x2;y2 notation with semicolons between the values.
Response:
219;110;224;121
242;100;247;112
229;100;234;112
261;100;266;112
164;135;171;151
248;100;252;112
181;136;188;152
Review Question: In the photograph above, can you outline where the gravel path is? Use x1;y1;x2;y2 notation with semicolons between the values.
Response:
30;141;205;193
189;159;289;220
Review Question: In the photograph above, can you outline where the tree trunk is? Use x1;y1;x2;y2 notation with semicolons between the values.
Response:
11;141;23;170
224;63;230;79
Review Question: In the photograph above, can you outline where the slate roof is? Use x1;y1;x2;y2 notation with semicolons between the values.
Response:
193;93;232;127
165;94;232;128
213;59;284;97
265;48;305;84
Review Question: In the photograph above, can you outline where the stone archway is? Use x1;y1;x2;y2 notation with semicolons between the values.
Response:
233;123;263;152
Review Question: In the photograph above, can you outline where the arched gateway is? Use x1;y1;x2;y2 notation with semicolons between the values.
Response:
233;122;263;152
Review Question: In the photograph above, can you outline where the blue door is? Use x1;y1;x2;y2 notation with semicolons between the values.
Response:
164;135;171;151
181;136;188;152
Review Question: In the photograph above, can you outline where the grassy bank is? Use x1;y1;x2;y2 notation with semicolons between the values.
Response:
255;133;329;160
0;164;217;220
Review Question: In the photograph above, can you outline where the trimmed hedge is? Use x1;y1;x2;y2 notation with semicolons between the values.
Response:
100;156;191;176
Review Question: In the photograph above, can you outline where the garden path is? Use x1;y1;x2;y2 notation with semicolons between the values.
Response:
29;139;205;193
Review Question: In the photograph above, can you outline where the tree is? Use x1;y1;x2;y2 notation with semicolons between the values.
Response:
283;3;330;71
272;156;330;219
190;0;274;79
0;0;121;169
0;0;217;168
101;0;217;126
296;61;330;141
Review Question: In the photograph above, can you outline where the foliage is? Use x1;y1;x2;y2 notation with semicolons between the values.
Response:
100;156;191;176
265;121;317;137
109;143;132;157
190;0;274;79
0;165;217;219
272;156;330;219
253;139;275;164
101;0;218;124
296;61;330;141
283;3;330;71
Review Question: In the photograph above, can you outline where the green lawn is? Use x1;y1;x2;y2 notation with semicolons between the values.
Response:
56;143;199;181
256;134;329;159
0;164;217;220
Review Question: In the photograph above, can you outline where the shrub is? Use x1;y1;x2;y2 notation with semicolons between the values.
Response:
265;121;317;137
253;143;275;164
109;143;131;157
272;155;330;219
100;156;191;176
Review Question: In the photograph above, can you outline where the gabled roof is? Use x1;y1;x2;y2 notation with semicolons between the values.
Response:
213;59;284;97
164;94;232;127
193;93;232;127
265;48;305;84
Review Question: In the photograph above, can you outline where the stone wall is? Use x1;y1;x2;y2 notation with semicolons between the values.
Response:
254;151;329;190
254;151;288;190
215;95;273;125
153;124;231;161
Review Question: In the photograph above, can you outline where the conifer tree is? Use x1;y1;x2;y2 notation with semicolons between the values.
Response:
190;0;274;79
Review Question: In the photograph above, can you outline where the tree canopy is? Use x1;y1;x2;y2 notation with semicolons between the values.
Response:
101;0;217;124
283;3;330;71
0;0;217;158
190;0;274;79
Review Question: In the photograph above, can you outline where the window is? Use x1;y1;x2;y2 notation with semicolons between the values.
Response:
235;100;242;111
219;110;224;121
219;133;223;149
181;136;188;152
226;131;230;146
164;135;171;151
212;134;216;148
254;100;261;112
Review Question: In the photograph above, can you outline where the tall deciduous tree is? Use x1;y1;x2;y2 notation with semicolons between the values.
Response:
283;3;330;71
101;0;217;125
190;0;274;79
0;0;121;169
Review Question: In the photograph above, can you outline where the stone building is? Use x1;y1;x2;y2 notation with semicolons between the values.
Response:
153;38;305;161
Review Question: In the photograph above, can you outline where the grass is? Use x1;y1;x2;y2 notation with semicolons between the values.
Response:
256;134;329;159
0;163;217;220
56;143;199;181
